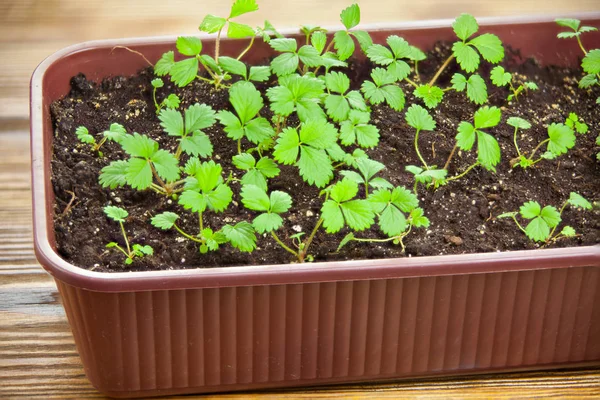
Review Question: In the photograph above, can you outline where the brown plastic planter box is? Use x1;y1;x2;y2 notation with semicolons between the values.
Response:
31;14;600;398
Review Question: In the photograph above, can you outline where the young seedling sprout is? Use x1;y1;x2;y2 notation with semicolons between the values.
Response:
565;112;589;134
104;206;153;265
498;192;592;243
556;18;600;103
490;66;538;102
151;78;180;114
74;123;128;156
509;118;576;168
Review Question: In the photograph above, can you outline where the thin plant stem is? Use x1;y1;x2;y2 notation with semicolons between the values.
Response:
198;211;204;233
576;36;588;55
414;61;420;82
152;88;161;114
215;28;223;62
174;224;204;243
195;74;215;83
237;36;256;60
510;215;527;235
313;38;336;74
513;127;523;158
443;144;458;171
271;232;299;257
529;138;550;160
428;54;455;87
405;77;419;88
446;161;480;182
150;161;168;193
112;244;131;258
414;129;429;170
119;221;132;255
548;200;569;238
237;139;242;154
299;218;323;262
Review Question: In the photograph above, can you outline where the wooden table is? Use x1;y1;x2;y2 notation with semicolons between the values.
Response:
1;0;600;398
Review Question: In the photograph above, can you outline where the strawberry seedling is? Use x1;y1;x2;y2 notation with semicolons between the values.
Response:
104;206;153;265
509;119;576;168
490;66;538;102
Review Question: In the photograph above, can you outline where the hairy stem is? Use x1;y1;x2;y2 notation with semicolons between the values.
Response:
513;127;523;158
576;36;588;55
446;161;480;182
299;218;323;262
174;224;204;243
119;221;132;256
215;28;223;63
510;215;527;235
112;243;131;259
271;232;299;257
405;77;419;88
149;161;168;193
414;128;430;170
237;36;256;61
198;211;204;233
414;61;420;82
152;88;161;114
428;54;455;87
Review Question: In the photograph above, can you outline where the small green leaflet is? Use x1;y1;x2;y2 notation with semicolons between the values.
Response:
340;158;393;191
413;85;444;109
366;35;415;81
455;106;502;170
556;18;598;38
199;14;227;33
176;36;202;56
154;51;175;76
490;65;512;87
324;71;367;122
453;13;479;41
565;113;588;135
582;49;600;75
568;192;592;210
104;206;128;222
266;74;325;122
507;116;531;130
132;244;154;256
333;4;372;61
339;110;380;148
240;184;292;233
361;68;405;111
340;3;360;30
151;212;180;230
273;119;337;187
405;104;436;131
579;74;598;89
405;165;447;186
519;201;561;242
75;126;95;144
232;153;280;191
222;221;257;252
229;0;259;18
170;57;199;87
269;38;322;76
99;160;129;189
217;81;274;145
321;179;375;233
546;123;575;156
451;73;488;104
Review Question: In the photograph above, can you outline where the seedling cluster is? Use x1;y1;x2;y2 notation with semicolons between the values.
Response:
73;2;597;266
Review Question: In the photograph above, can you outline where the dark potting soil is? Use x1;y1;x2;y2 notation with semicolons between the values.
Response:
50;43;600;272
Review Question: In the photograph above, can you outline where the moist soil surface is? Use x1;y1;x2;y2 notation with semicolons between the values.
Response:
51;43;600;272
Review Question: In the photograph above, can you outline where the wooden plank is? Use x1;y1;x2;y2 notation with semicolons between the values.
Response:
0;127;599;398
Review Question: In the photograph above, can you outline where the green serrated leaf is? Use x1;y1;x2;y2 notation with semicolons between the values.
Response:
568;192;592;209
325;71;350;94
229;0;259;18
490;65;512;86
414;85;444;109
453;42;480;73
453;13;479;41
159;108;184;136
181;132;213;157
219;56;247;78
99;160;129;189
547;123;575;156
474;106;501;129
170;57;199;87
154;51;175;76
199;14;227;33
333;30;354;61
223;222;256;252
297;146;333;187
555;18;580;31
582;49;600;74
340;3;360;30
311;31;327;54
248;66;271;82
476;131;501;170
466;74;488;105
405;104;436;131
298;45;322;67
241;184;270;211
151;150;180;182
151;212;179;230
176;36;202;56
227;21;255;39
470;33;504;64
75;126;95;144
507;117;531;129
104;205;128;222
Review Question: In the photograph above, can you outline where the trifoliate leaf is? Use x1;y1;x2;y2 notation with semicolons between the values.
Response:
405;104;436;131
75;126;95;144
170;57;199;87
176;36;202;56
561;226;577;237
507;117;531;129
470;33;504;64
410;208;430;228
453;13;479;41
490;65;511;87
568;192;592;209
229;0;259;18
414;85;444;109
222;222;256;252
151;212;179;230
453;42;480;73
582;49;600;74
547;123;575;156
474;105;501;129
340;3;360;30
163;94;181;109
227;21;255;39
266;74;325;121
104;206;128;222
248;66;271;82
199;14;227;33
339;110;379;148
219;56;247;78
334;30;355;61
99;160;128;189
155;51;175;76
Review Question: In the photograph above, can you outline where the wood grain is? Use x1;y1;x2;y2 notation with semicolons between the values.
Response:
1;0;599;119
1;124;599;398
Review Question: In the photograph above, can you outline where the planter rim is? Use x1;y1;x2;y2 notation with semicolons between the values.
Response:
31;13;600;292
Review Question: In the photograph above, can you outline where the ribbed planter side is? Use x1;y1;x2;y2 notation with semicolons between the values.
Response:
57;265;600;398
